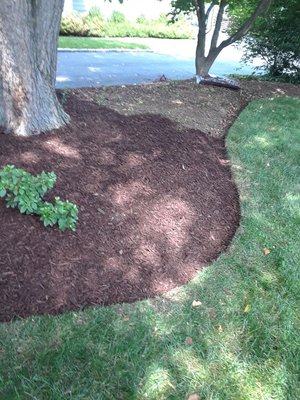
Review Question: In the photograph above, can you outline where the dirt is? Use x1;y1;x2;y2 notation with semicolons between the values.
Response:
77;79;300;136
0;79;299;322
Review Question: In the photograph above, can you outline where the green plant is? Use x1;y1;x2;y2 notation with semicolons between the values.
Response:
87;6;104;20
227;72;300;84
60;12;90;36
110;10;126;24
60;10;193;39
228;0;300;78
0;165;78;231
40;197;78;231
83;7;105;36
0;165;56;213
136;14;147;24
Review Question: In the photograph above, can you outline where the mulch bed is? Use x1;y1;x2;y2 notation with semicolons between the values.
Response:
0;90;241;322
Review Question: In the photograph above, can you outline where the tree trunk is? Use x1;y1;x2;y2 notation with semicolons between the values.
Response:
195;50;220;77
195;13;211;76
194;0;272;79
194;0;225;77
0;0;69;136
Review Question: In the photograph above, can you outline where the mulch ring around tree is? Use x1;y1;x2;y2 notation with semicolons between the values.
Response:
0;92;240;322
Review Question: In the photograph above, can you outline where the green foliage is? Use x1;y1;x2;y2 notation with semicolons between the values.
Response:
60;8;193;39
87;6;104;20
60;12;90;36
228;0;300;78
103;19;192;39
169;0;197;20
83;7;105;36
0;165;56;214
40;198;78;231
0;165;78;231
228;73;300;84
169;0;257;18
110;10;126;23
136;14;147;24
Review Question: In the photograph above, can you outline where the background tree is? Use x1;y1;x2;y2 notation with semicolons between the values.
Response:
169;0;272;77
228;0;300;80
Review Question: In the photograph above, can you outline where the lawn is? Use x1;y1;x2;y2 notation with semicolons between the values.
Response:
58;36;149;50
0;95;299;399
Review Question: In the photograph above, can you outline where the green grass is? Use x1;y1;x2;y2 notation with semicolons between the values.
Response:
58;36;149;50
228;73;300;84
0;97;299;399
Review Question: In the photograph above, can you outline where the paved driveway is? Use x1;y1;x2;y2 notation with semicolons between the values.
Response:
56;38;257;88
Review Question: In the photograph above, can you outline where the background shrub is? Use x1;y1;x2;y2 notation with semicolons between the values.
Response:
60;9;193;39
110;11;127;24
60;12;90;36
136;14;147;24
228;0;300;81
87;6;104;20
82;6;105;36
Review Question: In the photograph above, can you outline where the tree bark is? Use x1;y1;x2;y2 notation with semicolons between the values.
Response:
196;53;218;76
0;0;69;136
194;0;209;76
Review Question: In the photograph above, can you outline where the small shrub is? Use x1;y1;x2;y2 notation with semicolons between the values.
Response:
136;14;147;24
0;165;78;231
84;16;105;37
60;11;193;39
104;21;140;37
60;13;90;36
87;6;104;20
110;11;126;24
83;7;105;36
40;198;78;231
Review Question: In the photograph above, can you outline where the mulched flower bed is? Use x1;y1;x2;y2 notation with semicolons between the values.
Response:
0;92;240;322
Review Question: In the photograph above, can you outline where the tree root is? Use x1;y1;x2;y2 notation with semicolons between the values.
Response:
196;75;241;90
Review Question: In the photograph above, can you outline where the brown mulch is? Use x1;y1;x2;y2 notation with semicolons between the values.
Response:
1;79;299;322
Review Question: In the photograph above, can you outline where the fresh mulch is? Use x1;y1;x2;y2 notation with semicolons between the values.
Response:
1;79;299;322
0;90;241;322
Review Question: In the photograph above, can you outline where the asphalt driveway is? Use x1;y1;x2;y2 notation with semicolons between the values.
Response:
56;38;256;88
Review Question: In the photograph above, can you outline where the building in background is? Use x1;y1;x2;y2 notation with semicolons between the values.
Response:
63;0;172;21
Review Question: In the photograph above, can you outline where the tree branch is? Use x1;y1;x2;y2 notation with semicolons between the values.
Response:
210;0;227;50
218;0;273;51
194;0;207;57
194;0;206;20
192;0;201;21
205;0;218;23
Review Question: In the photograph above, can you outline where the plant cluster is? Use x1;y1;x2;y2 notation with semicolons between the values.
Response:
60;8;193;39
228;0;300;81
0;165;78;231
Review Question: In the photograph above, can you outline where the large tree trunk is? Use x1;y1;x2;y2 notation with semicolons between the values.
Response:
0;0;69;136
195;49;220;76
